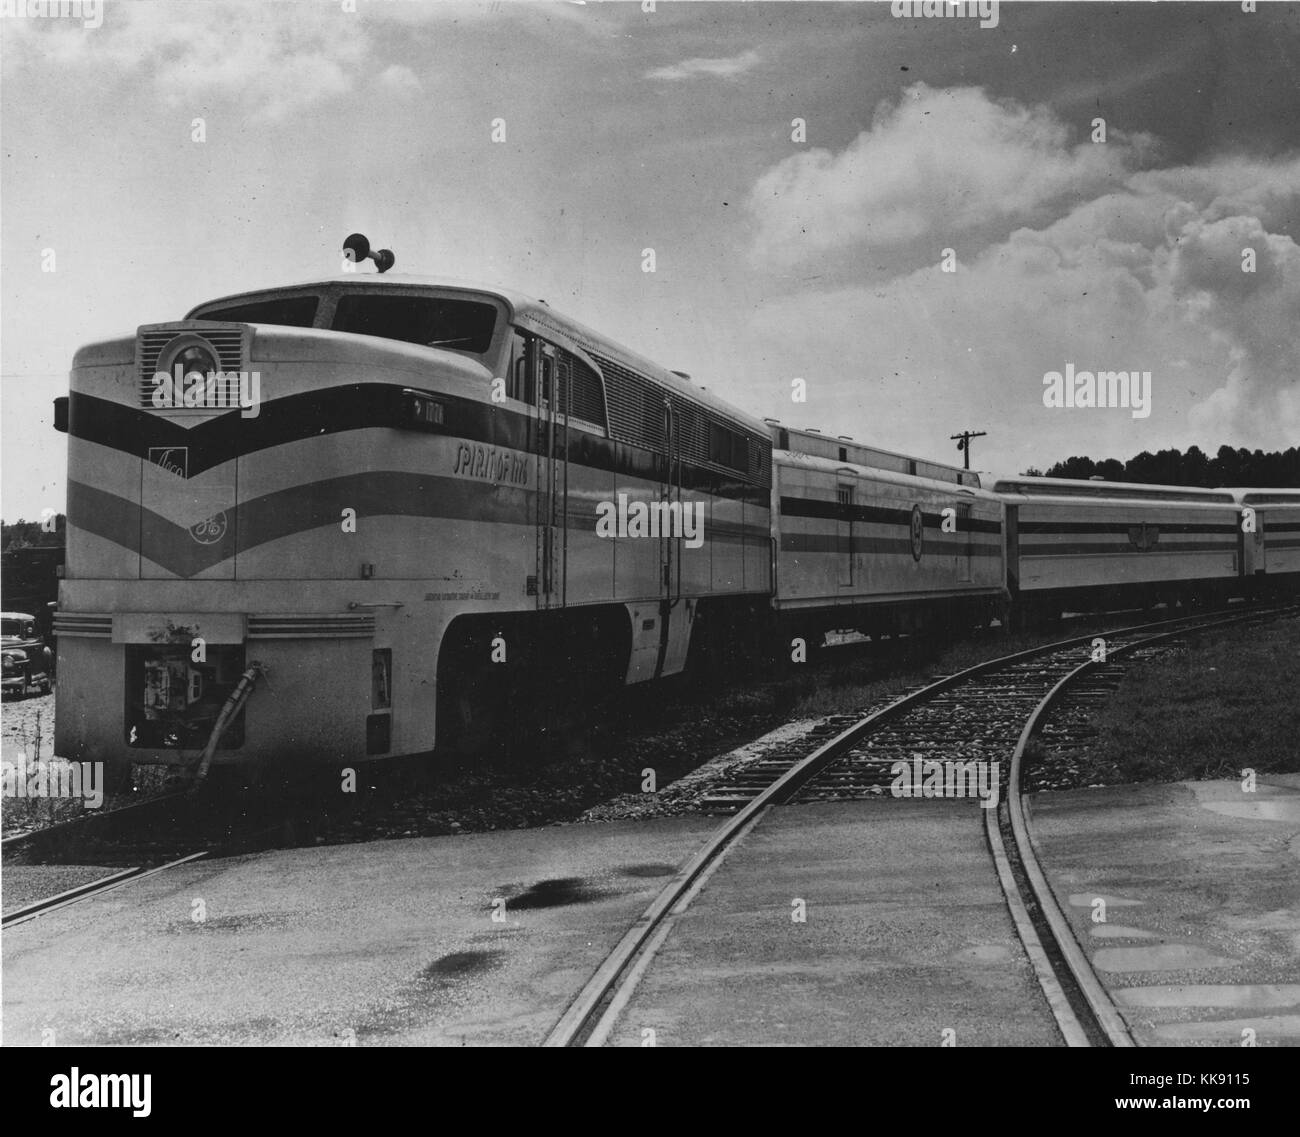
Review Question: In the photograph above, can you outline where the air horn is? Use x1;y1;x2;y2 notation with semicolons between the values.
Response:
342;232;395;274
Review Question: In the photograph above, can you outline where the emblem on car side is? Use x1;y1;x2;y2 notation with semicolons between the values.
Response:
1127;524;1161;551
189;512;228;545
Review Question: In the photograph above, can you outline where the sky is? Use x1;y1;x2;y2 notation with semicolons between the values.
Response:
2;0;1298;521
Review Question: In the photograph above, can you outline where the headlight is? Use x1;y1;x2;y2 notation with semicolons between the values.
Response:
172;343;217;382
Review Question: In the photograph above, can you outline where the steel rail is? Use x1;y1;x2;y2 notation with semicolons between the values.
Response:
3;852;209;928
989;602;1298;1047
543;601;1296;1046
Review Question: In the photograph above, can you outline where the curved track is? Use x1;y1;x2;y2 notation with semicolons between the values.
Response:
2;780;331;925
543;602;1298;1047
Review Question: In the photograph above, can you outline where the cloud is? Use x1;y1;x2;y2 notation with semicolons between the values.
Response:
1;0;630;121
744;91;1300;460
747;82;1160;267
3;2;374;122
646;50;760;82
375;64;421;97
0;0;550;122
1169;211;1300;446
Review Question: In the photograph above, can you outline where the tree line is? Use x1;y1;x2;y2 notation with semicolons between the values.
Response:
2;515;66;550
1022;445;1300;488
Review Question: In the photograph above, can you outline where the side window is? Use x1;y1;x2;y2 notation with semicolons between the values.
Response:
509;331;533;404
539;350;554;408
708;422;747;471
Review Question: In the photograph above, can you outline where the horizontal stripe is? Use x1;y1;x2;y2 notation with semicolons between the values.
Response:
1020;541;1235;557
1019;520;1237;535
781;534;1001;557
779;496;1002;534
71;476;770;579
65;385;769;506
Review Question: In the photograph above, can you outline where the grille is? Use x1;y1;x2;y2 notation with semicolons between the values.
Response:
248;614;376;639
592;351;768;485
51;613;112;638
137;324;247;409
555;351;607;428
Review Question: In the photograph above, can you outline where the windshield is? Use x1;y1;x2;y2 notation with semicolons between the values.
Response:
331;294;497;354
194;295;319;326
2;619;31;637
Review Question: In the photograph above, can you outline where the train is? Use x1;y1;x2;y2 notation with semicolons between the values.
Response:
48;235;1300;777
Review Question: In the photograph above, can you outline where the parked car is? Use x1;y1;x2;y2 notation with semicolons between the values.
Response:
1;611;54;697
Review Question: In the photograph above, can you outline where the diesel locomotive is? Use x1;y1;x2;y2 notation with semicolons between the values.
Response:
49;237;1299;777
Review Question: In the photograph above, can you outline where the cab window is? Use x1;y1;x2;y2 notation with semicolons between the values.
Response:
509;332;533;403
331;294;497;354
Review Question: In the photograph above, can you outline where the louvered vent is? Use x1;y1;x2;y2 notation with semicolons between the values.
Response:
137;324;247;409
554;351;608;428
248;614;376;639
591;351;769;485
52;613;112;638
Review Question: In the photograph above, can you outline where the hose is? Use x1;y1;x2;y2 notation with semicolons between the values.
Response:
192;663;265;790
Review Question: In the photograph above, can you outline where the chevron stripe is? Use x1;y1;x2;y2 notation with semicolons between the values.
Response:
70;472;771;579
63;384;771;504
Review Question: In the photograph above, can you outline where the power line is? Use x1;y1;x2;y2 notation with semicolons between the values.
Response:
949;429;987;471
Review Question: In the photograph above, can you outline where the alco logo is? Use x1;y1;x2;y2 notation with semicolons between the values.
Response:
148;447;188;478
910;504;925;562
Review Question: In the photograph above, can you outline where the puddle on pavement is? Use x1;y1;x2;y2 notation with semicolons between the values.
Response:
1093;944;1240;972
1116;984;1300;1009
168;912;292;933
1089;926;1158;939
353;949;508;1040
1069;894;1144;908
618;863;677;878
423;950;505;981
1184;781;1300;822
1197;800;1300;822
949;944;1013;964
1153;1015;1300;1042
1218;908;1300;933
500;877;612;910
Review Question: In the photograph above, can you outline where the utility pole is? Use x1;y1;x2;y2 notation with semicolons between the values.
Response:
950;429;987;471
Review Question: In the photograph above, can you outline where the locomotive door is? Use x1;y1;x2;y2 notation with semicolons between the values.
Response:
661;399;681;605
956;502;973;582
836;484;854;587
654;397;682;676
533;340;567;609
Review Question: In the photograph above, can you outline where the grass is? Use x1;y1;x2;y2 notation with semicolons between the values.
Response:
779;615;1138;722
1072;615;1300;784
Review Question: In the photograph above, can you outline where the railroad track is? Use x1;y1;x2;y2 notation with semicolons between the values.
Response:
2;854;209;929
2;776;337;927
543;601;1298;1047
